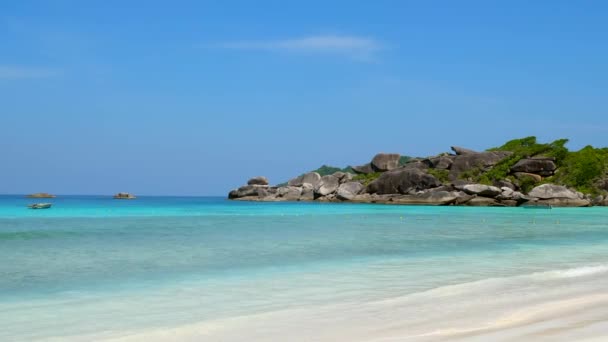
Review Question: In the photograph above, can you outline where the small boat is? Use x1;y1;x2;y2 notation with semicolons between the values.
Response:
28;203;52;209
522;203;552;209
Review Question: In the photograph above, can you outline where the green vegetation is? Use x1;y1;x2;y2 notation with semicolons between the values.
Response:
427;168;449;183
310;165;353;176
398;156;412;165
352;172;382;186
551;146;608;194
480;137;607;194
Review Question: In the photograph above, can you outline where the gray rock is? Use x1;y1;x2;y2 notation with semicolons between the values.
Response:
336;182;364;200
247;176;269;186
465;196;500;206
389;191;461;205
451;146;478;155
277;186;302;200
300;183;314;201
352;163;375;174
536;198;591;207
449;151;511;180
528;184;579;199
511;158;557;176
401;161;429;170
426;156;454;170
371;153;401;172
288;172;322;187
495;180;516;190
230;184;268;198
462;184;502;197
315;175;340;196
367;168;441;195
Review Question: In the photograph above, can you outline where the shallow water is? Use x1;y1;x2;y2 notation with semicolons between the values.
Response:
1;195;607;340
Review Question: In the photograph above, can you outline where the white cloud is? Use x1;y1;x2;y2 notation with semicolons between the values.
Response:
0;65;61;79
218;34;384;61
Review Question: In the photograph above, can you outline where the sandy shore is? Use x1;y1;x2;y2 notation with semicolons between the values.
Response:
89;266;608;342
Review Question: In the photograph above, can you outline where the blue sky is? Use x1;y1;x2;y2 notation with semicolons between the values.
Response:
1;1;608;195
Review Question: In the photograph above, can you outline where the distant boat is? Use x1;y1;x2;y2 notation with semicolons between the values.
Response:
113;192;136;199
28;203;52;209
522;203;552;209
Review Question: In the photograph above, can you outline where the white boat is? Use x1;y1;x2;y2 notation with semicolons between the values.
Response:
28;203;52;209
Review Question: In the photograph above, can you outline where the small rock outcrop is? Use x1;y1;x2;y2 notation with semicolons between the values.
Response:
511;158;557;176
367;168;441;195
371;153;401;172
462;184;502;197
528;184;579;200
449;151;511;180
315;175;340;196
247;176;269;186
288;172;322;188
352;163;375;174
451;146;478;155
114;192;136;199
26;193;56;198
336;182;364;200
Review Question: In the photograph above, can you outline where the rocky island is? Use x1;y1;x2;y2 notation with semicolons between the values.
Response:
229;137;608;207
26;193;56;198
113;192;136;199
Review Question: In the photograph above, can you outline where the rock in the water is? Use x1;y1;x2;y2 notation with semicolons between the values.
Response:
277;186;302;200
371;153;401;172
449;151;511;180
462;184;502;197
336;182;364;200
511;158;556;176
113;192;136;199
247;176;269;186
536;198;591;207
465;196;499;206
229;185;268;198
288;172;322;187
528;184;579;199
367;169;441;195
315;175;340;196
352;163;375;174
451;146;478;155
26;193;56;198
389;191;461;205
300;183;314;200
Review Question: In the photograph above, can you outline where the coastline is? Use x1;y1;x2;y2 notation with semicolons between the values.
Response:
82;265;608;341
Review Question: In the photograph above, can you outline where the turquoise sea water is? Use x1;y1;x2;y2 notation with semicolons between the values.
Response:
1;195;608;340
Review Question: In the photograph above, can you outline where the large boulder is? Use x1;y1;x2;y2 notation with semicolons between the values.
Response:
451;146;478;155
229;185;269;199
462;184;502;197
314;175;340;196
247;176;269;186
510;158;557;176
425;156;454;170
352;163;375;174
371;153;401;172
288;172;322;187
300;183;314;201
367;169;441;195
389;191;462;205
336;182;364;200
536;198;591;207
449;151;511;180
277;186;302;200
528;184;579;199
